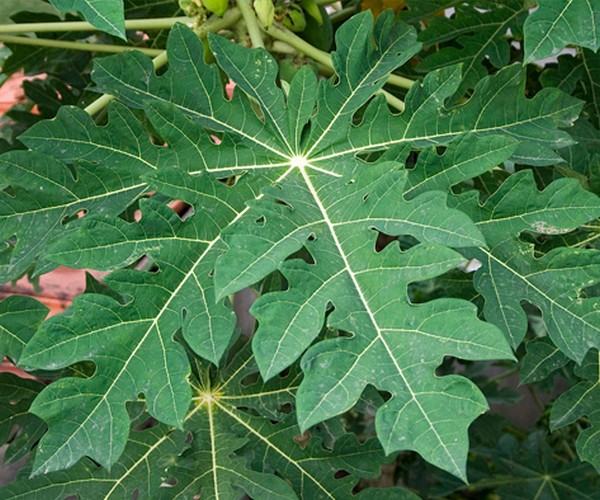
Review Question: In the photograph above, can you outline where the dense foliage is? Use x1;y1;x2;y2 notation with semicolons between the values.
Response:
0;0;599;497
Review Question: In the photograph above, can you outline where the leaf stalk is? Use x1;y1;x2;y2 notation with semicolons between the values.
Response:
266;23;415;90
0;34;164;56
0;17;192;34
236;0;265;48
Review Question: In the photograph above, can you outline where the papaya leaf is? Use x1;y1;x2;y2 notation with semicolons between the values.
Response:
0;424;188;498
0;374;46;466
162;342;417;499
551;350;600;472
48;0;126;39
524;0;600;63
5;9;590;484
0;295;48;363
520;337;570;384
417;0;527;97
451;170;600;360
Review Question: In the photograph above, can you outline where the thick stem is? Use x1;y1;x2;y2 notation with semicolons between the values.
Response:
0;34;164;56
0;17;192;34
236;0;264;48
267;23;415;90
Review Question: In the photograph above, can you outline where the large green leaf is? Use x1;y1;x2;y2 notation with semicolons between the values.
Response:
451;170;600;360
9;10;588;483
524;0;600;62
18;165;262;475
48;0;126;38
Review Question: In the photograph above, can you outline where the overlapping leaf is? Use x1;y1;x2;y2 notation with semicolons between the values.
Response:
551;350;600;472
0;99;175;281
520;337;570;384
524;0;600;62
450;170;600;360
48;0;126;39
162;343;416;499
470;431;598;498
416;0;527;97
0;374;46;467
0;424;188;499
18;162;264;475
0;295;48;363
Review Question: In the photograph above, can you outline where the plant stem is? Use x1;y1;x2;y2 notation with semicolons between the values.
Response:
0;17;192;34
266;23;415;90
84;50;168;115
83;10;242;116
381;90;405;112
236;0;264;48
0;34;164;56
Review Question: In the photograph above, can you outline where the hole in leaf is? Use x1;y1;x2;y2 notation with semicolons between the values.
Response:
435;145;447;155
375;230;398;252
241;372;259;387
275;198;294;211
286;246;315;264
334;470;350;479
280;402;293;414
379;390;392;402
254;216;266;226
278;367;290;378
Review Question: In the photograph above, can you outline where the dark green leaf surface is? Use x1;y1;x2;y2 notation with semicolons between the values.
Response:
451;170;600;360
0;374;46;466
162;343;417;499
0;424;187;499
551;350;600;472
520;337;570;384
524;0;600;62
48;0;126;38
0;295;48;363
417;0;526;97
